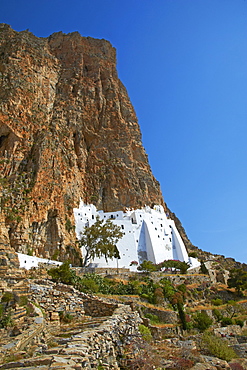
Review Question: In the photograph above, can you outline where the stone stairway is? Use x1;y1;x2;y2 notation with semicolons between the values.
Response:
0;305;140;370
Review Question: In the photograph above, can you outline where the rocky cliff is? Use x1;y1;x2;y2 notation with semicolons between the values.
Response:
0;24;167;265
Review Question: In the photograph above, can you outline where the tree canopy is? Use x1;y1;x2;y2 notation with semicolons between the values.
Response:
79;218;124;267
227;268;247;295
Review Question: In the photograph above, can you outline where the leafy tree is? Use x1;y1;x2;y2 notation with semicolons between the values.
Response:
137;260;158;273
79;218;124;267
161;260;190;274
227;268;247;295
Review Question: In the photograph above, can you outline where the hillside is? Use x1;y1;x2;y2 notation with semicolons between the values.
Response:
0;24;168;265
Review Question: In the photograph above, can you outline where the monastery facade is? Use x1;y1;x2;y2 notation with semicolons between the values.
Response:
73;201;200;271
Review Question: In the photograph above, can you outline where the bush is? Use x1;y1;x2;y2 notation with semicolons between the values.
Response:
79;278;99;293
144;313;160;324
188;252;198;258
212;308;223;322
193;311;213;332
221;317;233;326
201;331;237;361
139;324;152;342
59;311;74;323
211;298;223;306
235;319;244;328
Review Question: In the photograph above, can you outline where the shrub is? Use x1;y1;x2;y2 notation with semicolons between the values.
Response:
139;324;152;342
193;311;213;332
211;298;223;306
188;252;198;258
221;317;233;326
144;313;160;324
212;308;223;322
235;319;244;328
59;311;74;323
229;362;245;370
0;313;13;328
201;331;237;361
79;278;99;293
1;292;14;304
200;261;209;275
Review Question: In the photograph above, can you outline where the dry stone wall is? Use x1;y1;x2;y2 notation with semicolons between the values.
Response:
29;279;119;320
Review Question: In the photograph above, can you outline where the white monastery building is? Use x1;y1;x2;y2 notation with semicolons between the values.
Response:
74;200;200;271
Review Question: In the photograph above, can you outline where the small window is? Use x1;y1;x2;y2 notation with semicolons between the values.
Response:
111;215;114;219
121;225;124;229
160;224;163;227
169;238;171;242
140;215;142;217
155;227;157;230
92;215;94;219
158;235;160;238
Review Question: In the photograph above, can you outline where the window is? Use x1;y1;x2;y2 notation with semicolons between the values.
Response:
92;215;94;219
160;224;163;227
121;225;124;229
158;235;160;238
169;238;171;242
155;227;157;230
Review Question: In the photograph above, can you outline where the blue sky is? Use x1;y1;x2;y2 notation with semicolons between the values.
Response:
2;0;247;263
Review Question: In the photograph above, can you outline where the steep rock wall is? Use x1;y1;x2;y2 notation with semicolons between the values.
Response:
0;24;165;264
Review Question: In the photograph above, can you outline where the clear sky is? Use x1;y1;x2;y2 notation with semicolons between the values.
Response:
2;0;247;263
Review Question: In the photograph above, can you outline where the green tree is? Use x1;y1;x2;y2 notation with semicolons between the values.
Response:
79;218;124;267
137;260;158;273
161;260;190;274
228;268;247;295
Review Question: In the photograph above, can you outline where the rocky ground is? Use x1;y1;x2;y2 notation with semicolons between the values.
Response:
0;266;246;369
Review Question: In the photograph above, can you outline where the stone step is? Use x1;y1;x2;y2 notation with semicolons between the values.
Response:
12;307;27;320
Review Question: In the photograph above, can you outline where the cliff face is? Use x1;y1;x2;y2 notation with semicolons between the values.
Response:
0;24;165;264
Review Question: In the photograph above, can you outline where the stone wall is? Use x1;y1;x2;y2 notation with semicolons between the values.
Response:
0;303;142;369
30;279;119;319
